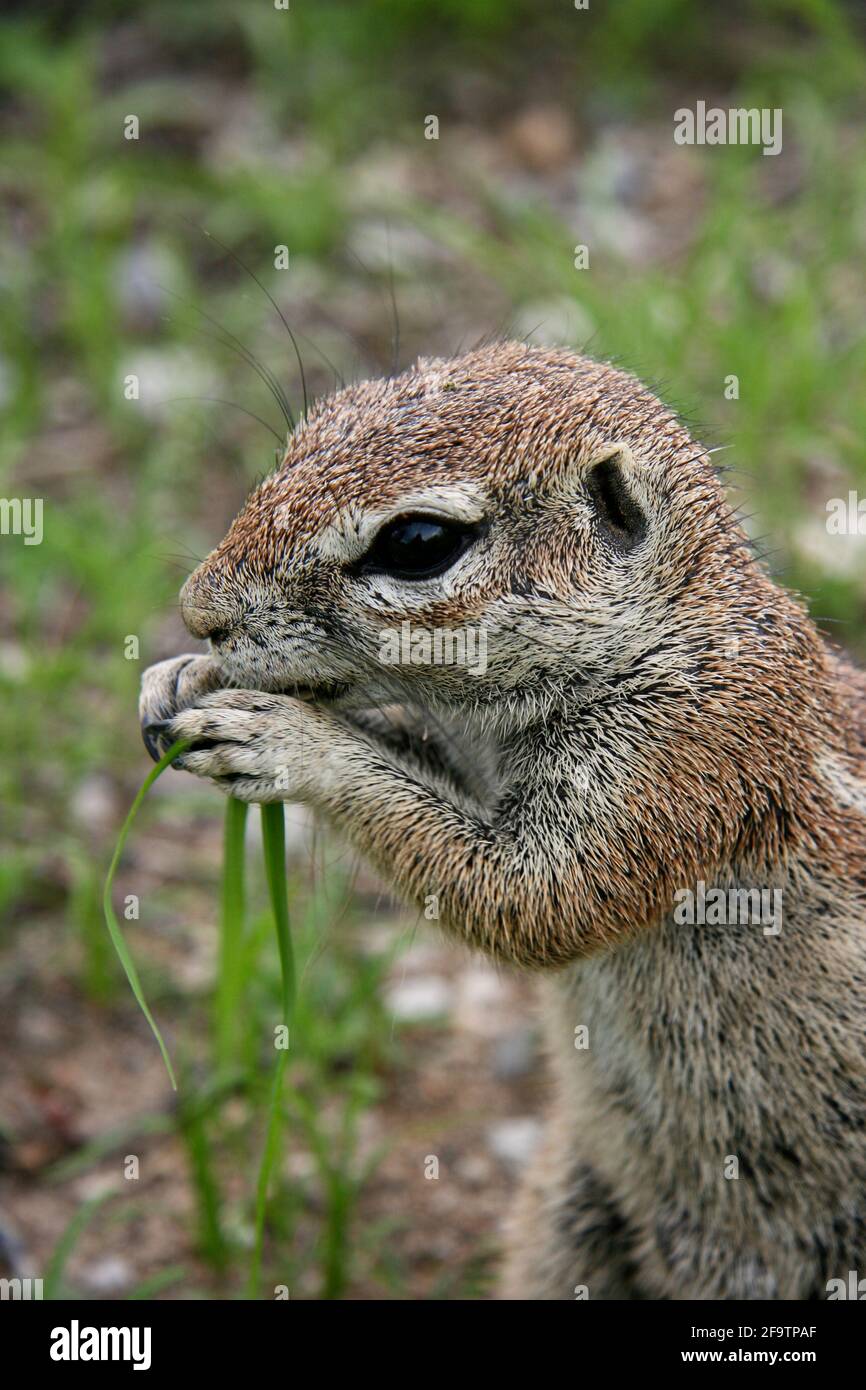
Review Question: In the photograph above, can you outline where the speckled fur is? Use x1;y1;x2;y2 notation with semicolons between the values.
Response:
140;343;866;1299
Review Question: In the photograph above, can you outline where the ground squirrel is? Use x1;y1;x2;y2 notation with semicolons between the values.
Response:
139;341;866;1300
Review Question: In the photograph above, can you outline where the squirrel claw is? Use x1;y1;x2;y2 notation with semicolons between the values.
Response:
141;718;172;763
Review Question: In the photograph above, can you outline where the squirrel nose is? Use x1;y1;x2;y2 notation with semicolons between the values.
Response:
180;573;236;642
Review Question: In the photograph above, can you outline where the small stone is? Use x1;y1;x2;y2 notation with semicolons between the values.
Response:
456;1153;494;1188
114;242;182;328
513;297;595;350
385;977;453;1022
487;1117;542;1174
0;641;29;681
71;775;116;833
793;519;865;584
507;106;574;173
121;349;213;422
18;1008;65;1049
80;1255;132;1294
454;964;514;1037
493;1026;537;1081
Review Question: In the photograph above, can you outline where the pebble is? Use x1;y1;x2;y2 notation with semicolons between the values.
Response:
487;1117;542;1174
454;964;514;1037
492;1026;538;1081
794;519;865;583
507;105;574;173
513;297;596;350
114;242;182;328
79;1255;132;1294
385;976;453;1022
455;1153;494;1188
121;348;214;422
71;774;116;834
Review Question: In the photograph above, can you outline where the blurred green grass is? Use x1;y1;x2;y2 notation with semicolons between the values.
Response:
1;0;865;1298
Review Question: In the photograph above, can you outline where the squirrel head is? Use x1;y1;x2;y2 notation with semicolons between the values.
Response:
179;341;753;723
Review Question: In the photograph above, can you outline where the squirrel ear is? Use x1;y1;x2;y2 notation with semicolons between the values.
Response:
585;443;648;547
586;440;637;473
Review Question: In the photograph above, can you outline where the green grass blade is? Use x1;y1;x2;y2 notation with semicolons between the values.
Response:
44;1191;114;1300
178;1089;230;1272
102;739;189;1091
261;801;296;1028
248;801;295;1297
214;796;249;1071
247;1046;289;1298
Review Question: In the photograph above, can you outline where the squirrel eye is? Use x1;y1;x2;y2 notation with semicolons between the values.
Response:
356;515;478;580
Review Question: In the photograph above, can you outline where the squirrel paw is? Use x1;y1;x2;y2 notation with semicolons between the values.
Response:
139;654;227;761
165;688;336;804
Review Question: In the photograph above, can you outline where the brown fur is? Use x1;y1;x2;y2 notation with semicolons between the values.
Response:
140;343;866;1298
